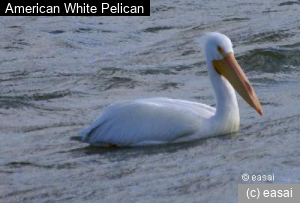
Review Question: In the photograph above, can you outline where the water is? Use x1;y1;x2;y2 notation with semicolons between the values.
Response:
1;0;300;202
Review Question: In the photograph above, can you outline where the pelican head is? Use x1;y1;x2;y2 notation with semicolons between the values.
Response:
203;32;263;116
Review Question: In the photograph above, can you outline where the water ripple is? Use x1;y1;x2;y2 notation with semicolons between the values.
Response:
238;48;300;73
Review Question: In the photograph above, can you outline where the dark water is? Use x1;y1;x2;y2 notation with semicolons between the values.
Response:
1;0;300;202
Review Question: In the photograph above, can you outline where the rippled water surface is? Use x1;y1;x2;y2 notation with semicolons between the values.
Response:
1;0;300;202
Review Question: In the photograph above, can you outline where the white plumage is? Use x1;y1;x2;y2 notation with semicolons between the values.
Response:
79;32;263;146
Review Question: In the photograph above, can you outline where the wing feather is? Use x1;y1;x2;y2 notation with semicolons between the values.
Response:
80;98;215;146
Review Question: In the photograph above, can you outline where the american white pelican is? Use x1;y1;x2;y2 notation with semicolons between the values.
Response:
80;32;263;146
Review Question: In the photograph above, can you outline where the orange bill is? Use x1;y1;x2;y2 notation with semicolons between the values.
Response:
213;53;263;116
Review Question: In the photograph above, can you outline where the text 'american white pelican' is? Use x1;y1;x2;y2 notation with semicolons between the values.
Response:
79;32;263;146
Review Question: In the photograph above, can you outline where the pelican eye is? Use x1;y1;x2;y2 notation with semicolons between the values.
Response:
217;46;226;57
